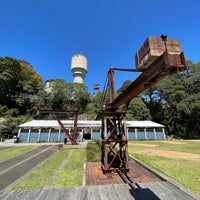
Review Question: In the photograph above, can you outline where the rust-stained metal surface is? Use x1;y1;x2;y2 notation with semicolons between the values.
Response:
41;110;78;145
108;67;116;104
97;111;129;173
109;50;187;109
98;35;187;174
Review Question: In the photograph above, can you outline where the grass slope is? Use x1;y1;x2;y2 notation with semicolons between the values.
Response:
128;140;200;194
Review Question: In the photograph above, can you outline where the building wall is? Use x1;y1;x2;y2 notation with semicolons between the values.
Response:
18;127;165;143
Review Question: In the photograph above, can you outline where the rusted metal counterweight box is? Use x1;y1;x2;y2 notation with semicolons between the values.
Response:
135;37;182;71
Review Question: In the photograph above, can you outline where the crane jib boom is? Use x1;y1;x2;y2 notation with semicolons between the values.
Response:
108;50;187;109
98;35;187;174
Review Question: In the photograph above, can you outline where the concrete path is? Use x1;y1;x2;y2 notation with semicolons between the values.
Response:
0;145;58;191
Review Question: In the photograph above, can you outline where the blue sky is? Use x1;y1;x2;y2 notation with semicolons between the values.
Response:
0;0;199;93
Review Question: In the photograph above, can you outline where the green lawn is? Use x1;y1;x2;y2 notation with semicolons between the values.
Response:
0;146;39;161
12;149;71;190
9;140;200;195
129;140;200;154
51;149;85;188
12;148;85;190
128;140;200;194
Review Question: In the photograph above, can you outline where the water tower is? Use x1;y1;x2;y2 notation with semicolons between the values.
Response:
71;54;88;84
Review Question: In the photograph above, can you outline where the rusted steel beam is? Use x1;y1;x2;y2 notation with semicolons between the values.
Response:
108;67;115;104
99;35;187;174
72;112;78;145
52;113;73;143
41;110;78;115
109;51;187;109
40;109;78;145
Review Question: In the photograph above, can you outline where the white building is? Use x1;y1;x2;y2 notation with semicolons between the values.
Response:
17;120;165;143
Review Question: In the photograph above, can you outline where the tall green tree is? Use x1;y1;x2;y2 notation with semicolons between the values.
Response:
49;79;68;110
67;83;90;113
126;97;151;120
32;79;68;113
0;57;22;109
34;80;90;115
117;80;132;110
0;57;43;115
143;61;200;138
86;91;105;119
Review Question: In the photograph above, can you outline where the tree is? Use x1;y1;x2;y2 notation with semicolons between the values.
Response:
143;61;200;138
126;97;151;120
86;91;104;119
0;57;22;109
142;88;164;123
117;80;132;110
67;83;90;113
117;80;132;94
33;80;91;115
48;79;68;110
0;57;43;115
31;78;69;115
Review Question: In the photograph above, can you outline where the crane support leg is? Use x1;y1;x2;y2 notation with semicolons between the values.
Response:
98;111;129;173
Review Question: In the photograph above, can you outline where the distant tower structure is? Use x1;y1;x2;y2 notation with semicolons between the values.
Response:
71;54;88;84
93;84;100;96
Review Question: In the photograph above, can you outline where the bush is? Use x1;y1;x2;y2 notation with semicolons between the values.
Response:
37;140;46;143
86;141;101;162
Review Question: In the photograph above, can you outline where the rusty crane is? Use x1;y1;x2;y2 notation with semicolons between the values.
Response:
96;35;187;173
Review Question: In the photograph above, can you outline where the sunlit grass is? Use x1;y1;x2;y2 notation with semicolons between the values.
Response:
9;140;200;194
12;148;85;190
0;146;38;161
128;140;200;194
129;140;200;154
134;154;200;194
51;149;85;188
12;149;71;190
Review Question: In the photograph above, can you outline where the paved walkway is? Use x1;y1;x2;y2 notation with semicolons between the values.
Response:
0;145;58;191
85;161;162;186
0;140;88;148
85;161;199;199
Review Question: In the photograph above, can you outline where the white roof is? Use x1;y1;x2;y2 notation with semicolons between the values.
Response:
126;121;164;128
18;120;164;129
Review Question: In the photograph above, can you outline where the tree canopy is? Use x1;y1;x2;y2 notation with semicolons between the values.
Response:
0;57;43;115
143;61;200;138
0;56;199;139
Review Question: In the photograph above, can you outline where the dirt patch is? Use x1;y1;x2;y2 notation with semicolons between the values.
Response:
160;141;185;145
129;143;158;148
190;140;200;142
140;149;200;161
